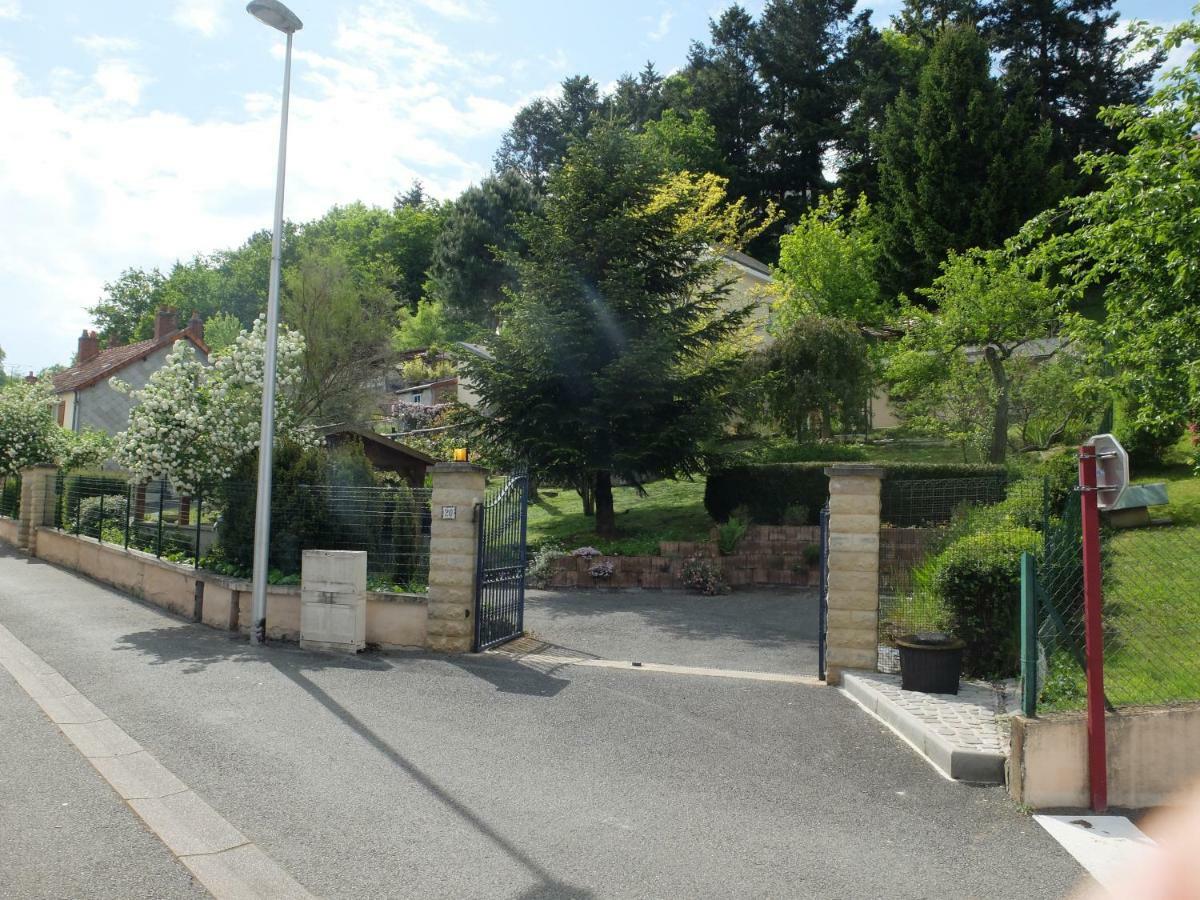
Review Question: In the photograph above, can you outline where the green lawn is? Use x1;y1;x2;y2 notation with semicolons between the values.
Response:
1043;445;1200;710
524;478;711;556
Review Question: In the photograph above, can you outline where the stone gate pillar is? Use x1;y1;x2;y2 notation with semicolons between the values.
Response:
18;467;59;554
824;465;883;685
426;461;487;652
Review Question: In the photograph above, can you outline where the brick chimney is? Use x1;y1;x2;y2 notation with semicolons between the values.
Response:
185;310;203;344
78;329;100;363
24;372;37;384
154;307;179;340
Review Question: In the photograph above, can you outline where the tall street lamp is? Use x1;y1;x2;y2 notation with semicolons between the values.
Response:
247;0;302;645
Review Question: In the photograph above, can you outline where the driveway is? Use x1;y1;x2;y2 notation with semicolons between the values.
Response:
524;587;820;674
0;550;1085;898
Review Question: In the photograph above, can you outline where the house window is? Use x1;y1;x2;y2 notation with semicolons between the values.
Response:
411;392;422;404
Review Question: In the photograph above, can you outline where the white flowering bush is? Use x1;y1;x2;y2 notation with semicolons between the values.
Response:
113;318;311;493
0;379;59;476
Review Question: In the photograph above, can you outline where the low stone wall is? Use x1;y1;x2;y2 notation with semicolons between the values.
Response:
0;516;19;546
20;528;428;650
549;524;822;590
1009;704;1200;808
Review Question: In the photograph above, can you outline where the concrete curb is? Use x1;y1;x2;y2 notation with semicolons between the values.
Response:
842;670;1005;783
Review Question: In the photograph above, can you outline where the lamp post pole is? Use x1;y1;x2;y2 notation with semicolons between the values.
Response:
247;0;303;645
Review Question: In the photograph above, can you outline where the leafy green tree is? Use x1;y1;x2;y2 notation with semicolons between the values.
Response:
0;379;61;475
282;246;397;424
886;249;1061;463
393;299;477;352
771;191;885;327
203;312;243;354
463;125;766;536
89;268;166;345
427;172;539;329
751;317;874;440
876;24;1060;300
1021;19;1200;463
635;109;727;177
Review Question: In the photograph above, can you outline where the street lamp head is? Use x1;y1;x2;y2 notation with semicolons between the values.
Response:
246;0;303;33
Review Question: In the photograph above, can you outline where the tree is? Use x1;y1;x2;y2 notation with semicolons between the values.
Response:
679;6;765;205
0;380;61;475
203;312;242;354
771;190;885;327
426;171;540;329
463;125;769;536
609;62;667;128
1020;19;1200;463
635;109;727;177
394;299;478;352
282;246;397;424
753;0;869;219
986;0;1162;169
89;268;166;345
751;317;874;440
894;0;984;45
493;77;603;184
876;24;1060;300
886;249;1061;463
113;320;309;492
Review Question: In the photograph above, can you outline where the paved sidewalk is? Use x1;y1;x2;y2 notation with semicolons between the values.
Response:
0;549;1086;899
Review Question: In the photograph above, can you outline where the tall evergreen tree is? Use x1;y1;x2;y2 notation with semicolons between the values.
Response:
609;62;667;128
986;0;1162;166
427;171;540;329
493;77;603;185
752;0;868;218
680;6;765;206
894;0;985;45
876;24;1059;299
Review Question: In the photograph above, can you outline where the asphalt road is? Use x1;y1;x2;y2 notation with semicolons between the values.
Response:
524;587;820;674
0;548;1085;899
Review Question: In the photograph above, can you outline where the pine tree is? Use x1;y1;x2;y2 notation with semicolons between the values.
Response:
894;0;985;45
877;23;1058;299
986;0;1162;166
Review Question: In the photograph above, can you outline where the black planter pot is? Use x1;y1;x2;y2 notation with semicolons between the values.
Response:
896;633;965;695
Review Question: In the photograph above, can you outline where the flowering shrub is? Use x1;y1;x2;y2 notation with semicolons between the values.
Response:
680;556;729;595
588;560;615;579
113;318;311;493
528;541;566;588
571;546;602;558
0;380;60;476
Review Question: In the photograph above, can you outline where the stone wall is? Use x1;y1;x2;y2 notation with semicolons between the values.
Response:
1010;704;1200;808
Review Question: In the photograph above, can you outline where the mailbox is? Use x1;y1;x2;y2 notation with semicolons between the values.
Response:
1086;433;1129;511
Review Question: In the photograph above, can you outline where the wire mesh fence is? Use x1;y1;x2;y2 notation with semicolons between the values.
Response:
1034;498;1200;711
878;476;1044;676
0;473;20;519
42;472;432;591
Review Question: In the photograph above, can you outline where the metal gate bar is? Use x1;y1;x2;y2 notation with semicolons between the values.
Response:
818;503;829;681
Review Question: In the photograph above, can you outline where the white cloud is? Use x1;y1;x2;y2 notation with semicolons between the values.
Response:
412;0;493;21
93;60;146;106
648;10;674;42
0;0;530;369
0;1;20;21
75;35;140;55
172;0;226;37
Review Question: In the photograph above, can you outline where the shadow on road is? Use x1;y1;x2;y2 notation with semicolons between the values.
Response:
114;623;594;898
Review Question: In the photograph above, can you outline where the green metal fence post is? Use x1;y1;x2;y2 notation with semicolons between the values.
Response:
124;483;132;549
1020;551;1038;717
98;492;104;541
156;482;165;559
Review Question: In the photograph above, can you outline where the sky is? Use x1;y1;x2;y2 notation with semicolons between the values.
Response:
0;0;1195;374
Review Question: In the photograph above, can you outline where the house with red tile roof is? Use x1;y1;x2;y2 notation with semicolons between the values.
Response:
52;308;210;436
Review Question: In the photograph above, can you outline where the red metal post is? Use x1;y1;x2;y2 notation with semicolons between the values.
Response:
1079;444;1108;812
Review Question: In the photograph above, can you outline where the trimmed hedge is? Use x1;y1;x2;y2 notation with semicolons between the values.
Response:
704;462;1008;526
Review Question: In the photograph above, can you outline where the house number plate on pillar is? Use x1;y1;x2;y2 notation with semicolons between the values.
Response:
441;506;457;520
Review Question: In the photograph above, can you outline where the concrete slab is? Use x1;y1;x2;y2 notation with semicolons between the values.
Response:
129;790;248;856
91;750;189;800
842;670;1008;783
59;718;141;758
180;843;317;899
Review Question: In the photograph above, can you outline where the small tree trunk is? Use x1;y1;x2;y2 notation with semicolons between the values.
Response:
594;470;616;537
984;346;1010;465
577;475;595;517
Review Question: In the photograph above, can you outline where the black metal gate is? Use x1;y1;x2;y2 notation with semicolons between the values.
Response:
818;502;829;681
473;472;530;651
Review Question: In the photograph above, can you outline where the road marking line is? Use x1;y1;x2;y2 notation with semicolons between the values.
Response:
1034;814;1157;891
494;650;821;685
838;686;956;782
0;623;314;899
